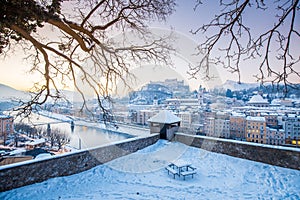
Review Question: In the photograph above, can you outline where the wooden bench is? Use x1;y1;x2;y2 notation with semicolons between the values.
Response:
180;170;196;180
165;166;179;179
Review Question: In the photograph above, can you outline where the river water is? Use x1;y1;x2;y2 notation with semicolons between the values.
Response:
18;114;135;149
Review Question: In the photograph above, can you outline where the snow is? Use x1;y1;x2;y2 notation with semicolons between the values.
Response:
248;94;268;104
1;140;299;199
25;138;46;146
246;116;266;122
177;132;300;152
148;110;181;124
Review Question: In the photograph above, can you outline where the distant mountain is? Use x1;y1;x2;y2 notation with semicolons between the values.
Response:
0;83;91;105
214;80;259;91
0;83;29;101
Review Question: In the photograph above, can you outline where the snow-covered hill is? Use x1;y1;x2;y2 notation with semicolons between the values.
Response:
0;83;29;101
215;80;259;91
1;140;299;199
0;83;87;103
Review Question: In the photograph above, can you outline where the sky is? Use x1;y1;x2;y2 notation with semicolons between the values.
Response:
0;0;299;92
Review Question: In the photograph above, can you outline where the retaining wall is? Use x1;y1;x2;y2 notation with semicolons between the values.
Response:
175;133;300;170
0;134;159;192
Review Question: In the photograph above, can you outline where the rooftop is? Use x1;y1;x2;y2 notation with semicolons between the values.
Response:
147;110;181;124
248;94;269;104
246;116;266;122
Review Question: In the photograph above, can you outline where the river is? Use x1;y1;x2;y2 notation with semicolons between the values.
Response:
16;113;149;149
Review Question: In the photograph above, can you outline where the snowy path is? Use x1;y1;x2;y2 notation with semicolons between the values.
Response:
1;140;299;199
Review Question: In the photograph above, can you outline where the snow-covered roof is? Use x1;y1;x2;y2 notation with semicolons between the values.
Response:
248;94;269;104
147;110;181;124
231;112;246;117
25;138;46;146
246;116;266;122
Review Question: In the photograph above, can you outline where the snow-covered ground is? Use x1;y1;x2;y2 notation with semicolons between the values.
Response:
1;140;299;200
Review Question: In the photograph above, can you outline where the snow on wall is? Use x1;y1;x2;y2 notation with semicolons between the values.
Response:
0;134;160;192
175;133;300;170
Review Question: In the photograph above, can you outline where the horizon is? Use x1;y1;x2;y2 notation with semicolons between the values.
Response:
0;1;299;93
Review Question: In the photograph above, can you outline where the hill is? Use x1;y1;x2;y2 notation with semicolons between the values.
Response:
0;83;29;101
214;80;259;91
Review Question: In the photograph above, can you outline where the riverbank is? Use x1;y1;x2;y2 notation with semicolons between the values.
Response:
37;110;150;138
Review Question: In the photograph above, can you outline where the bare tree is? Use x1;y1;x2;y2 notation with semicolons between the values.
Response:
49;128;70;149
1;0;176;117
190;0;299;92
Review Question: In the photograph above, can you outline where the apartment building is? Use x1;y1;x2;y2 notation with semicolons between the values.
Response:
282;114;300;146
177;112;192;129
204;117;215;137
214;112;230;138
266;127;285;145
261;113;278;127
245;116;266;144
230;113;246;140
136;110;156;125
0;115;14;145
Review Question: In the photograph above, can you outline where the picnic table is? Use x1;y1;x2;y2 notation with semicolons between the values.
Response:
165;159;196;180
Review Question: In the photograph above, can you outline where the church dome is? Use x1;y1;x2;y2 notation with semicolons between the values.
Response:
249;94;267;103
248;94;269;107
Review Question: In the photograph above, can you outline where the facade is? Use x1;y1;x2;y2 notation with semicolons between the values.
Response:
282;114;300;146
136;110;156;125
266;128;285;145
245;116;266;144
0;115;14;145
177;112;192;129
230;113;246;140
262;113;279;127
214;112;230;138
204;117;215;137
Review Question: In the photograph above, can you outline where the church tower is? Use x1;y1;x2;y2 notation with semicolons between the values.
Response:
198;85;204;107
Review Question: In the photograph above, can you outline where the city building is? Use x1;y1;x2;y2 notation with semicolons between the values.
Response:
282;114;300;146
262;113;279;128
230;113;246;140
247;94;269;107
204;117;215;137
136;110;156;125
214;112;230;138
266;128;285;145
245;116;266;144
177;112;192;129
154;79;190;98
0;115;14;145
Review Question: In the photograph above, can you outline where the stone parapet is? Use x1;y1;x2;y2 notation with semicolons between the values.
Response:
175;133;300;170
0;134;159;192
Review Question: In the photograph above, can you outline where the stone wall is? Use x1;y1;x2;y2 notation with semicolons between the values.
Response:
0;134;159;192
175;133;300;170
